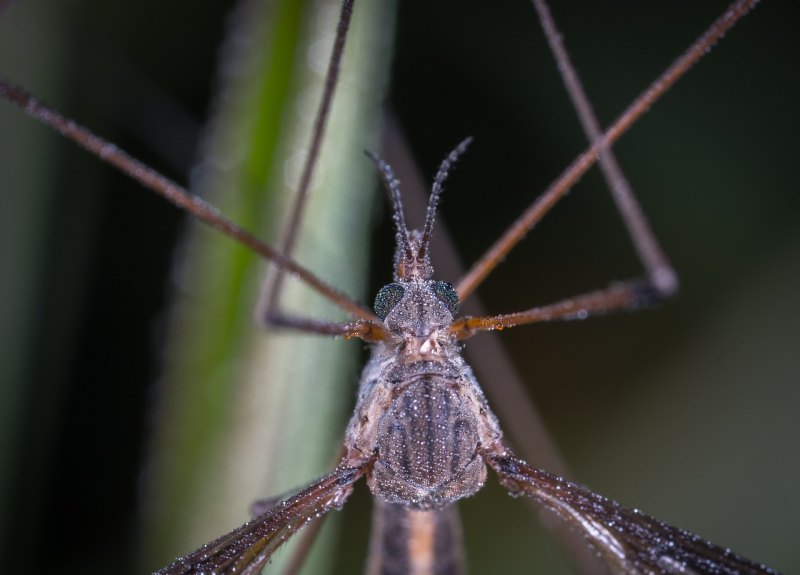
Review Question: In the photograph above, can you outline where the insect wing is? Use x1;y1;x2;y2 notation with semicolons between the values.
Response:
155;463;368;575
488;454;779;575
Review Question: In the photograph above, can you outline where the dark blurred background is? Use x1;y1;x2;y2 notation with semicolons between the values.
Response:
1;0;798;574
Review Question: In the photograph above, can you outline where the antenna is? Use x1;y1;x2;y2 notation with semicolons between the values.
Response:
365;150;413;265
419;136;473;262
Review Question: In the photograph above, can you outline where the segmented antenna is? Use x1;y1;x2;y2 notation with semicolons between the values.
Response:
365;150;413;263
419;137;474;261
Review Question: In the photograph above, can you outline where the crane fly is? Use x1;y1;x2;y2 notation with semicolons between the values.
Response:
0;0;792;573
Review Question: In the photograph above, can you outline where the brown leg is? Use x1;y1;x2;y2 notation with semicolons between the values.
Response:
0;76;373;323
531;0;677;296
255;0;379;334
455;0;758;303
452;279;654;338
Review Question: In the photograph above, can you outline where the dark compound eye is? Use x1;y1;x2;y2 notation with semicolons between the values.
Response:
432;281;459;316
374;283;405;320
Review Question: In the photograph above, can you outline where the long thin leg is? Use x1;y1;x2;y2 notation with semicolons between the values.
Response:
455;0;759;303
451;0;760;338
0;77;374;326
255;0;367;335
451;280;651;339
531;0;676;296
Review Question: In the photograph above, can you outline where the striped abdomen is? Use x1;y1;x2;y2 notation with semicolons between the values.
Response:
369;375;486;509
365;500;465;575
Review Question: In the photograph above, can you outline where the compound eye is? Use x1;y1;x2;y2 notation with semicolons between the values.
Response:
374;283;405;320
432;281;459;316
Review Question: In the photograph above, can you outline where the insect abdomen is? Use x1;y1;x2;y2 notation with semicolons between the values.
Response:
369;376;487;509
365;500;465;575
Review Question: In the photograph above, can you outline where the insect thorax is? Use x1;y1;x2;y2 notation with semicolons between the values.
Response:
344;278;502;510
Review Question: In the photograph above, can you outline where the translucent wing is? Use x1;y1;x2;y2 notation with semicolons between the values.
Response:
155;462;369;575
488;454;780;575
